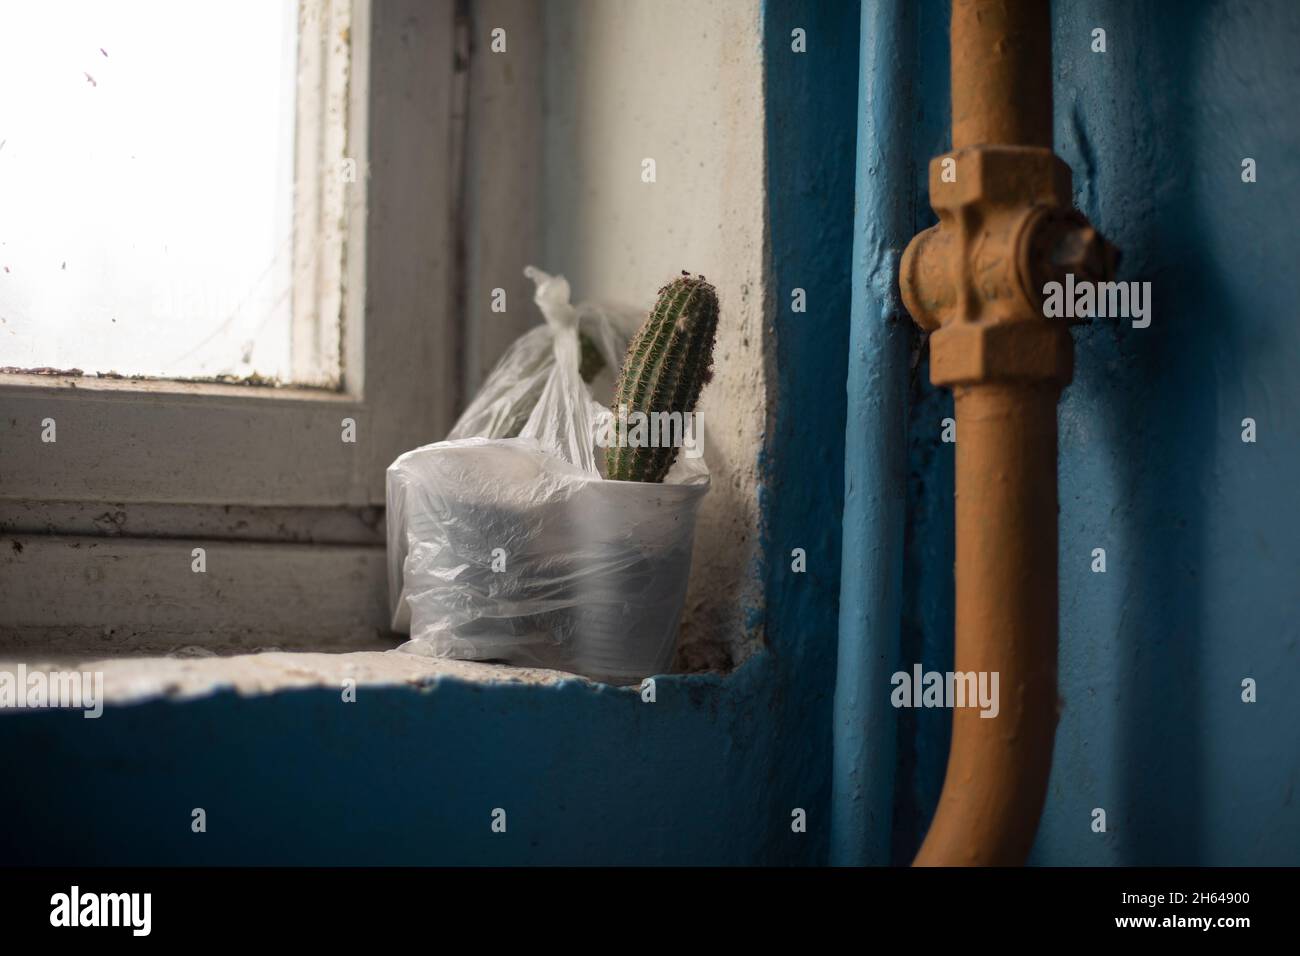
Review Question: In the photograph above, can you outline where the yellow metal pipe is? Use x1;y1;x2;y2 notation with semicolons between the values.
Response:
900;0;1114;866
950;0;1052;150
914;384;1061;865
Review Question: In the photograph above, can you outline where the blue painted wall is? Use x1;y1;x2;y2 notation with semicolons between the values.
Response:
830;0;915;866
890;0;956;865
0;0;863;867
896;0;1300;864
764;0;863;863
0;673;792;865
1038;0;1300;865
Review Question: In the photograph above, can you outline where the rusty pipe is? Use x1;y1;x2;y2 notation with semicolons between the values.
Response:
951;0;1052;149
900;0;1114;866
914;384;1061;865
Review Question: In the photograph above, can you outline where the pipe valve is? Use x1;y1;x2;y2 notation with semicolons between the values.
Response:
900;145;1117;390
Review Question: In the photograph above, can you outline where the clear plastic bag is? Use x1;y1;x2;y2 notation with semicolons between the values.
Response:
387;267;709;683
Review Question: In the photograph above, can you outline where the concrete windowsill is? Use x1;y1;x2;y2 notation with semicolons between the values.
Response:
0;650;594;708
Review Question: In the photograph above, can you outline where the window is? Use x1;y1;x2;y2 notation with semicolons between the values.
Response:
0;0;460;647
1;0;306;383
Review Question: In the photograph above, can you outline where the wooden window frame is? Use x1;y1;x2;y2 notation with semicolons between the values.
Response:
0;0;461;650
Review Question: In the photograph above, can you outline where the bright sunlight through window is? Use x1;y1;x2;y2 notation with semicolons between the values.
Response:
0;0;330;384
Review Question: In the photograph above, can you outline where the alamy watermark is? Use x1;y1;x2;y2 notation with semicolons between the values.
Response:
0;665;104;718
891;664;1000;719
50;886;150;936
1042;273;1152;329
594;404;704;459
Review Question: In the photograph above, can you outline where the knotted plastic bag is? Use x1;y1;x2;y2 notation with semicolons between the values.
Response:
386;267;709;682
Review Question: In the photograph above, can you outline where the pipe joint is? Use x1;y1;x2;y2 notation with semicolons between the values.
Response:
899;146;1116;389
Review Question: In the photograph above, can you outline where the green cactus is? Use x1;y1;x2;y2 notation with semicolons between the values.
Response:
606;272;719;483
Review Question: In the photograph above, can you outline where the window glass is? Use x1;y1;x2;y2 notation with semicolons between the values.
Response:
0;0;303;382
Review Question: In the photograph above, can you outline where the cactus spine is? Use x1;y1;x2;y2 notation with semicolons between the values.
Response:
606;273;718;483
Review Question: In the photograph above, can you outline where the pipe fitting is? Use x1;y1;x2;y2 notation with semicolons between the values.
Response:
1019;207;1121;316
899;146;1106;389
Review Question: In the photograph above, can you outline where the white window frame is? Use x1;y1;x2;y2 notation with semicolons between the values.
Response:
0;0;462;649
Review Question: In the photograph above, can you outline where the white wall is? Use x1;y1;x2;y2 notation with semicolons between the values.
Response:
541;0;766;669
465;0;767;669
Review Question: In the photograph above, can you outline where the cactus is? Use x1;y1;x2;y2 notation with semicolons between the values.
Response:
606;272;719;483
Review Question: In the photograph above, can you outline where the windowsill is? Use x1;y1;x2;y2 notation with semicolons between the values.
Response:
0;650;594;708
0;370;354;404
